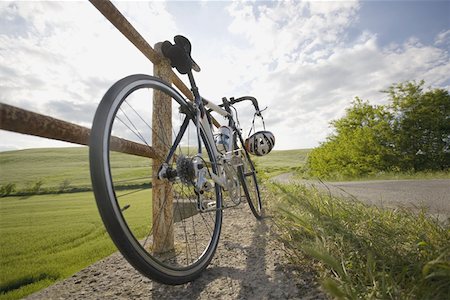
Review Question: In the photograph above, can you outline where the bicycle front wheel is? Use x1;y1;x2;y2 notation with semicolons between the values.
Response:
89;74;222;285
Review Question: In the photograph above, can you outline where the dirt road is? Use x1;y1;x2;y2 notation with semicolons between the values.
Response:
272;173;450;218
26;205;327;300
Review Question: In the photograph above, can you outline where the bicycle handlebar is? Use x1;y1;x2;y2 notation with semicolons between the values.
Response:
229;96;261;115
212;96;262;116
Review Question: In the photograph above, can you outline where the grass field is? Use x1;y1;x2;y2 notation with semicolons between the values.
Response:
252;148;310;177
1;146;449;299
270;183;450;299
0;189;152;300
0;147;309;193
0;146;309;298
0;147;151;192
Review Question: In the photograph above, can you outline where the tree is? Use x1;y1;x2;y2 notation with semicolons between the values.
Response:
386;81;450;171
307;81;450;178
308;98;395;178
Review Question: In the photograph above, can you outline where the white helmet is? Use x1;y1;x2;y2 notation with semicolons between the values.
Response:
245;131;275;156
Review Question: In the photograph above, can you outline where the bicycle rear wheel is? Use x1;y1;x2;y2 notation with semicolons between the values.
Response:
236;134;263;219
89;74;222;285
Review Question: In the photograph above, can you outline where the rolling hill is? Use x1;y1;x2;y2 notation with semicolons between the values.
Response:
0;147;310;192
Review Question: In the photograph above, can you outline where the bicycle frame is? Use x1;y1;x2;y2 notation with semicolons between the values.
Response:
196;99;249;209
156;69;261;213
90;44;265;281
158;72;245;206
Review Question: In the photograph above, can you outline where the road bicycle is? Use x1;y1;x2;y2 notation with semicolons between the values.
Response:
89;36;274;285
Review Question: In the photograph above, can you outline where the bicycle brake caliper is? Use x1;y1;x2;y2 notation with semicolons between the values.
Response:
193;156;212;194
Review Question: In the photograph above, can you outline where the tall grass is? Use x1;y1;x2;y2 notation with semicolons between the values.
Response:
0;189;152;300
269;183;450;299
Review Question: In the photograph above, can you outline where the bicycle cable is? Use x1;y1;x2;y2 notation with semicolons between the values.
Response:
248;107;267;138
231;105;241;130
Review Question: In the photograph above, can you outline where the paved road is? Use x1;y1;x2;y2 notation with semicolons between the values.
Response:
272;173;450;218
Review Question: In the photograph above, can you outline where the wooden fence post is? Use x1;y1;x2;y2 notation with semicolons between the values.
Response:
152;43;174;254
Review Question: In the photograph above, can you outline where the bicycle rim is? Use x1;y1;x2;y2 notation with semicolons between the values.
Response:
90;74;222;284
236;135;263;219
240;158;263;219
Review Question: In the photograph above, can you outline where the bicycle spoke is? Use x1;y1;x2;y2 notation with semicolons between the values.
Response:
91;75;222;283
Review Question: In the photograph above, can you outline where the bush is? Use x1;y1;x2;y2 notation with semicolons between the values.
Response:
58;179;71;193
0;183;16;197
26;180;44;194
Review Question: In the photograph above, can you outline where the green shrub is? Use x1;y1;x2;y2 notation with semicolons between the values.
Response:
0;183;16;197
25;180;44;194
58;180;71;193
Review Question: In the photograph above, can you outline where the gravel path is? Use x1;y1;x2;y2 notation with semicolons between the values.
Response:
272;173;450;218
24;174;449;299
26;205;327;300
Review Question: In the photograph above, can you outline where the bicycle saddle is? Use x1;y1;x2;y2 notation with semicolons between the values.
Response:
162;35;201;74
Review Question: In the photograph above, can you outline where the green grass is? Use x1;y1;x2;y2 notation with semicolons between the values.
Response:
269;183;450;299
253;149;310;177
0;148;91;190
0;189;152;300
0;147;151;193
0;146;311;298
0;147;310;194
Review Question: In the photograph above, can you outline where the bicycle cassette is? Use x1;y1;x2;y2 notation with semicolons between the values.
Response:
176;155;195;184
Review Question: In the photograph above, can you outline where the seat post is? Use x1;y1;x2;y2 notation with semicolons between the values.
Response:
187;70;201;104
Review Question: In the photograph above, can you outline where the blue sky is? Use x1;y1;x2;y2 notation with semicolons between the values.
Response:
357;1;449;47
0;0;449;151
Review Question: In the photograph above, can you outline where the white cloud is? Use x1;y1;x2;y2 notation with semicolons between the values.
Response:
435;29;450;46
216;0;449;149
1;1;449;151
0;1;181;150
113;1;178;45
0;131;76;152
257;35;449;149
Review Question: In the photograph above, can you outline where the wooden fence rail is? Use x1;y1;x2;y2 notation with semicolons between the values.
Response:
89;0;194;101
0;103;157;159
89;0;219;128
0;0;216;253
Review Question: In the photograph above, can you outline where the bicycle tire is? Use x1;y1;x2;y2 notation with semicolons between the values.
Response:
90;74;222;285
236;134;263;219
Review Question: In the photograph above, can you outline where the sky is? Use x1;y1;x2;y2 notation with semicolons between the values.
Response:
0;0;449;151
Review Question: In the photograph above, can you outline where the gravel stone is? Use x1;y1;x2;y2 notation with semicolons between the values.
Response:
26;205;328;300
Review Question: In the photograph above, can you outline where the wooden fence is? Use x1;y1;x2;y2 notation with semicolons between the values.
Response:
0;0;205;253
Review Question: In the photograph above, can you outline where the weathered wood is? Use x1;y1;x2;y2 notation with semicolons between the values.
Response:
89;0;191;101
109;136;157;159
151;56;174;253
1;0;219;163
0;103;156;158
171;74;193;101
89;0;220;128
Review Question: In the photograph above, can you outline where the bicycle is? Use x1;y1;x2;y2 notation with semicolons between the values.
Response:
89;35;274;285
